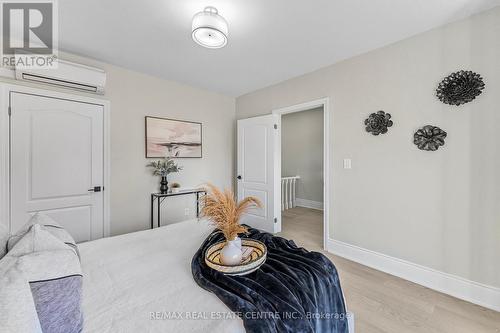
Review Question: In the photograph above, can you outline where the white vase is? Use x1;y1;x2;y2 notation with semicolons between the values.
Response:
220;237;242;266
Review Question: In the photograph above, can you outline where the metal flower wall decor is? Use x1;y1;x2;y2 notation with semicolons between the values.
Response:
413;125;447;151
436;70;485;106
364;111;393;135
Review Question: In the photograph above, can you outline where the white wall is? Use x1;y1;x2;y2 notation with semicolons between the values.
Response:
237;7;500;289
282;107;323;203
1;52;235;236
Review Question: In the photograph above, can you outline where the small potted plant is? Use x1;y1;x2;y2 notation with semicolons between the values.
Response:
200;184;261;265
147;156;182;194
170;182;181;193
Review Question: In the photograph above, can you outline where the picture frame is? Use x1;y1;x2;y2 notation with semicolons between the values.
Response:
145;116;202;158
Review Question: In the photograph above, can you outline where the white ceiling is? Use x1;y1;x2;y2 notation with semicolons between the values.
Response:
59;0;500;96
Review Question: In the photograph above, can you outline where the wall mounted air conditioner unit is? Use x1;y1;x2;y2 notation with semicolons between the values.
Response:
15;60;106;94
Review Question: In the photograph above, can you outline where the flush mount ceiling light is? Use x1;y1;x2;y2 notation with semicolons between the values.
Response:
192;6;228;49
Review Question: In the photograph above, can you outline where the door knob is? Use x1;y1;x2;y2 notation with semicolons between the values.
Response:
237;175;242;180
88;186;102;192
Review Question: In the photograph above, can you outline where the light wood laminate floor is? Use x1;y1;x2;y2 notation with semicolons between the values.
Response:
278;207;500;333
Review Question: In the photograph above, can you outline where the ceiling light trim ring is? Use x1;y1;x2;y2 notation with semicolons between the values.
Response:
191;6;228;49
191;27;227;48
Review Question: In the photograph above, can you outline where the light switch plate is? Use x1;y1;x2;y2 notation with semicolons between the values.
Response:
343;158;352;169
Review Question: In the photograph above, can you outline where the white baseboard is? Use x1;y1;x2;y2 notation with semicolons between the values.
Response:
295;198;323;210
327;238;500;312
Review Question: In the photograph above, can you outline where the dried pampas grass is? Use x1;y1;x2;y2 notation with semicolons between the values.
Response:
200;183;262;241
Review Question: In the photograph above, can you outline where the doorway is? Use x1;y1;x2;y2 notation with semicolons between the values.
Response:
0;84;111;242
273;98;330;250
279;107;324;250
236;98;330;249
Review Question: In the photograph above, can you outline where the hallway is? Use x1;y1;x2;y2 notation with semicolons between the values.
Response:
279;207;323;251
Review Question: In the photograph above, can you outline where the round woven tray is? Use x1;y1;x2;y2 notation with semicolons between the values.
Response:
204;239;267;276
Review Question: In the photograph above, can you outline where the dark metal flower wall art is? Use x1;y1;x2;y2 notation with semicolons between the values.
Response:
413;125;447;151
436;70;485;106
364;111;393;135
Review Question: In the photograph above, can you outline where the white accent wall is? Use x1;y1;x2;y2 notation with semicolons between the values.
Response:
236;6;500;296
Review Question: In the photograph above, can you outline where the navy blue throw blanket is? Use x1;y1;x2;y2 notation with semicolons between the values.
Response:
191;227;349;333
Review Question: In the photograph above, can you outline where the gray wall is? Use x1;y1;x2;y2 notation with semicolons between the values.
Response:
237;7;500;288
282;108;323;203
1;52;235;236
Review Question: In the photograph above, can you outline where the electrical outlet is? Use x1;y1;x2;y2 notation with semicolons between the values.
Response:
184;208;190;216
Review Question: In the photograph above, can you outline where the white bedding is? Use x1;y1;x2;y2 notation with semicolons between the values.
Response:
78;219;245;333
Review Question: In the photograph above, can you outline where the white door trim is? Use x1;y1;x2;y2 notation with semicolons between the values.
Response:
0;83;111;237
272;97;331;250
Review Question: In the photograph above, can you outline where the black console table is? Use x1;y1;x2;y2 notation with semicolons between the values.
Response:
150;189;207;229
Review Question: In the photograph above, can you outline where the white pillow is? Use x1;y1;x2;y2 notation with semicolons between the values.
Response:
7;224;70;257
8;213;78;256
3;224;83;333
0;260;43;333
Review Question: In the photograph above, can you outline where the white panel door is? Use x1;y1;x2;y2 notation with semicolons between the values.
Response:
10;92;104;242
237;115;280;233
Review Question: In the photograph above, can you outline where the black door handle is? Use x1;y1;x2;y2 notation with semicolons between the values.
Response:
237;175;242;180
88;186;102;192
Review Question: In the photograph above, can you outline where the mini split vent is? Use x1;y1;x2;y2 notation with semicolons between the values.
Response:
15;60;107;94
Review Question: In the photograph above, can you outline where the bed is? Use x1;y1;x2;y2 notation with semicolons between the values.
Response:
1;216;349;332
79;219;246;332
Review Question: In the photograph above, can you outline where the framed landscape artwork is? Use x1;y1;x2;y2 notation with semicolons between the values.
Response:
145;116;202;158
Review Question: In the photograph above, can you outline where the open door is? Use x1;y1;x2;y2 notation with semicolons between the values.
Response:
237;114;280;233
